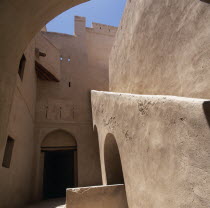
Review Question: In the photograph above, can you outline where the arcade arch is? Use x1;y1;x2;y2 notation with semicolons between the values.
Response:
104;133;124;185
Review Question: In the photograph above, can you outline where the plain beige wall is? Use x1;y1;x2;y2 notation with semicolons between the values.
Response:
110;0;210;99
0;40;37;208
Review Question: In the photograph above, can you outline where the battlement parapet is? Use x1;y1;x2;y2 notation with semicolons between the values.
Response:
86;22;117;36
75;16;86;22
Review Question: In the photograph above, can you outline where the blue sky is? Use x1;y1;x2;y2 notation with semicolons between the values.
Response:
47;0;127;35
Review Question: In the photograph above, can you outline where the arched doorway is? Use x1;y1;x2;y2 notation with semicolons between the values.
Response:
41;130;77;199
104;133;124;185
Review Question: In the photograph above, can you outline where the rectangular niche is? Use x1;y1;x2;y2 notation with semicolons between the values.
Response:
18;54;26;81
2;136;15;168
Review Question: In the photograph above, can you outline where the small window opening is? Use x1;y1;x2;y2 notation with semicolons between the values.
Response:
68;58;71;62
18;54;26;81
2;136;15;168
60;107;62;119
45;106;48;119
69;82;71;87
100;27;101;29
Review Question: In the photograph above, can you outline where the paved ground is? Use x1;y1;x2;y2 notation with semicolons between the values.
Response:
25;198;66;208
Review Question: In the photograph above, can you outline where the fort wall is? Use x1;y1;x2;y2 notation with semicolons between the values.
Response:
0;40;37;207
32;17;117;200
110;0;210;99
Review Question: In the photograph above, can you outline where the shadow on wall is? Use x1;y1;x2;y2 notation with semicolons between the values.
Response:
200;0;210;4
93;126;103;185
104;133;124;185
203;101;210;127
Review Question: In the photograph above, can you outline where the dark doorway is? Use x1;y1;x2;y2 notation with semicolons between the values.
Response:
43;150;76;199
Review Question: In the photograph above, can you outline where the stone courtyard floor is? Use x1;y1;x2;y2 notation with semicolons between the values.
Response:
25;198;66;208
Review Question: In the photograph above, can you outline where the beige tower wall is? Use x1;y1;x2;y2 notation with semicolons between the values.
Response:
110;0;210;99
0;40;37;208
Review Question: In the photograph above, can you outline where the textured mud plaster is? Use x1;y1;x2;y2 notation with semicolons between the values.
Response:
66;185;128;208
91;90;210;208
110;0;210;98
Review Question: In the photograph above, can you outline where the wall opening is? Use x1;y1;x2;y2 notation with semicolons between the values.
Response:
92;126;103;185
43;149;76;199
41;130;77;199
2;136;15;168
18;54;26;81
104;133;124;185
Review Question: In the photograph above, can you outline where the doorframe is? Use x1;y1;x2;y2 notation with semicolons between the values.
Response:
40;146;78;199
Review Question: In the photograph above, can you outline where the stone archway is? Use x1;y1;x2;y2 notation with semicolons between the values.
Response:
41;130;77;150
41;129;77;199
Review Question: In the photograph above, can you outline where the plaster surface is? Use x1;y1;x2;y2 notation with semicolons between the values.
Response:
66;185;128;208
41;130;77;148
0;1;87;194
91;90;210;208
0;40;37;208
35;32;61;81
25;198;65;208
110;0;210;99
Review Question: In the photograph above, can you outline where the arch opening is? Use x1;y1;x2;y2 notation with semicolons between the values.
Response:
92;126;103;185
104;133;124;185
41;130;77;199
